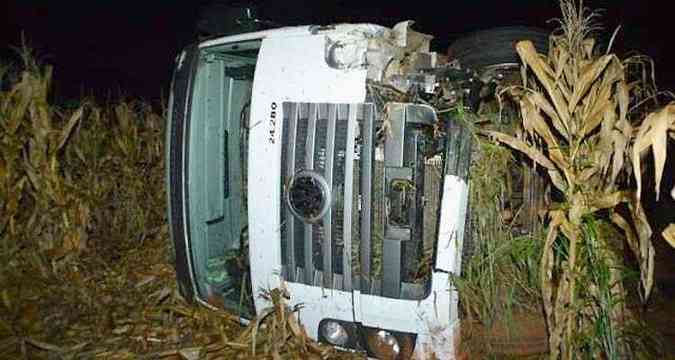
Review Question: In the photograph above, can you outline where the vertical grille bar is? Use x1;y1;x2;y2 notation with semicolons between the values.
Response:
302;103;317;284
332;114;348;287
294;108;308;280
313;109;328;282
359;105;374;293
382;104;406;299
322;104;336;288
342;104;357;291
282;103;298;281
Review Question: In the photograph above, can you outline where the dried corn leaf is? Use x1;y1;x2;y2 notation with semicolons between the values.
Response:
552;45;570;84
595;106;619;177
582;38;595;59
530;90;569;139
541;211;564;324
483;130;556;171
522;95;567;168
631;199;655;298
581;94;612;138
632;103;675;200
516;41;571;125
609;129;628;185
55;107;83;152
568;55;614;113
663;224;675;248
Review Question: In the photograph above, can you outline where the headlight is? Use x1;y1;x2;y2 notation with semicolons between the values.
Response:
317;320;416;358
320;320;350;346
374;330;400;356
364;327;415;359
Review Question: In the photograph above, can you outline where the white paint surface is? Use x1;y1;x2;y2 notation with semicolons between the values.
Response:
435;175;469;274
247;28;367;340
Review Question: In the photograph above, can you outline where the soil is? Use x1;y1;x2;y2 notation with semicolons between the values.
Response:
461;312;548;358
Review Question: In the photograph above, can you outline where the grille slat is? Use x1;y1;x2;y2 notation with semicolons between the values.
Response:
281;103;298;282
322;104;336;288
359;105;374;293
332;115;348;284
342;104;357;291
303;103;316;284
382;106;406;299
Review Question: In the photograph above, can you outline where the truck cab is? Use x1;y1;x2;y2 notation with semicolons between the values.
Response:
167;22;477;359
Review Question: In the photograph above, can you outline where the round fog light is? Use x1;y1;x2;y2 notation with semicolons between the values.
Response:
321;320;349;346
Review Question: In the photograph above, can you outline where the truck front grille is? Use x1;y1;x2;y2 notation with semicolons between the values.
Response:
280;102;440;300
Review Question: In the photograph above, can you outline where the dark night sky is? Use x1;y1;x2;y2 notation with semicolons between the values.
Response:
2;1;674;101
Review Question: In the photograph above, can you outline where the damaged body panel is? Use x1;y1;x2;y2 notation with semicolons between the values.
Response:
168;22;474;359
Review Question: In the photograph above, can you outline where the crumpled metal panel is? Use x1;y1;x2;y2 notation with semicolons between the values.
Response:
323;21;437;92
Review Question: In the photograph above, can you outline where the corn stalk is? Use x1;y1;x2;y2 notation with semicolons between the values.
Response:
0;49;167;263
484;1;675;358
0;54;87;255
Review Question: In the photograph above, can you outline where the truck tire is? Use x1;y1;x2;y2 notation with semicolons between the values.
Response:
449;27;551;246
448;26;549;70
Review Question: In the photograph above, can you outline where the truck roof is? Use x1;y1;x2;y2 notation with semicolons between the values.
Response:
199;23;391;48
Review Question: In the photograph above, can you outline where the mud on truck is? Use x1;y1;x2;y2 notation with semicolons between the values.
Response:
166;18;548;359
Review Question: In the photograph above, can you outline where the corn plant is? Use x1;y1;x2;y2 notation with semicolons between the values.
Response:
1;50;171;357
484;1;675;358
0;47;167;261
0;50;87;256
62;101;166;253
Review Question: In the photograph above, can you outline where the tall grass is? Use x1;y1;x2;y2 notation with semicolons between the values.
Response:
454;140;543;323
452;133;547;357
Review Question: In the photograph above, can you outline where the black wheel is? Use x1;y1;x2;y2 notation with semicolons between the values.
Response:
450;27;551;237
448;26;549;70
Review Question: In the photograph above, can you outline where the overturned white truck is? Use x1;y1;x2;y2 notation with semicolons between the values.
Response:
166;21;547;359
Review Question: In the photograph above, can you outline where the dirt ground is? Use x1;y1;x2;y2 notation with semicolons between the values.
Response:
0;232;352;359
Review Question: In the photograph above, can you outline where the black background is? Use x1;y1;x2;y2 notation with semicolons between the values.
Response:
2;1;674;101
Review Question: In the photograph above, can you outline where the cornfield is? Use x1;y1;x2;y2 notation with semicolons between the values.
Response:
2;1;675;359
0;50;346;359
